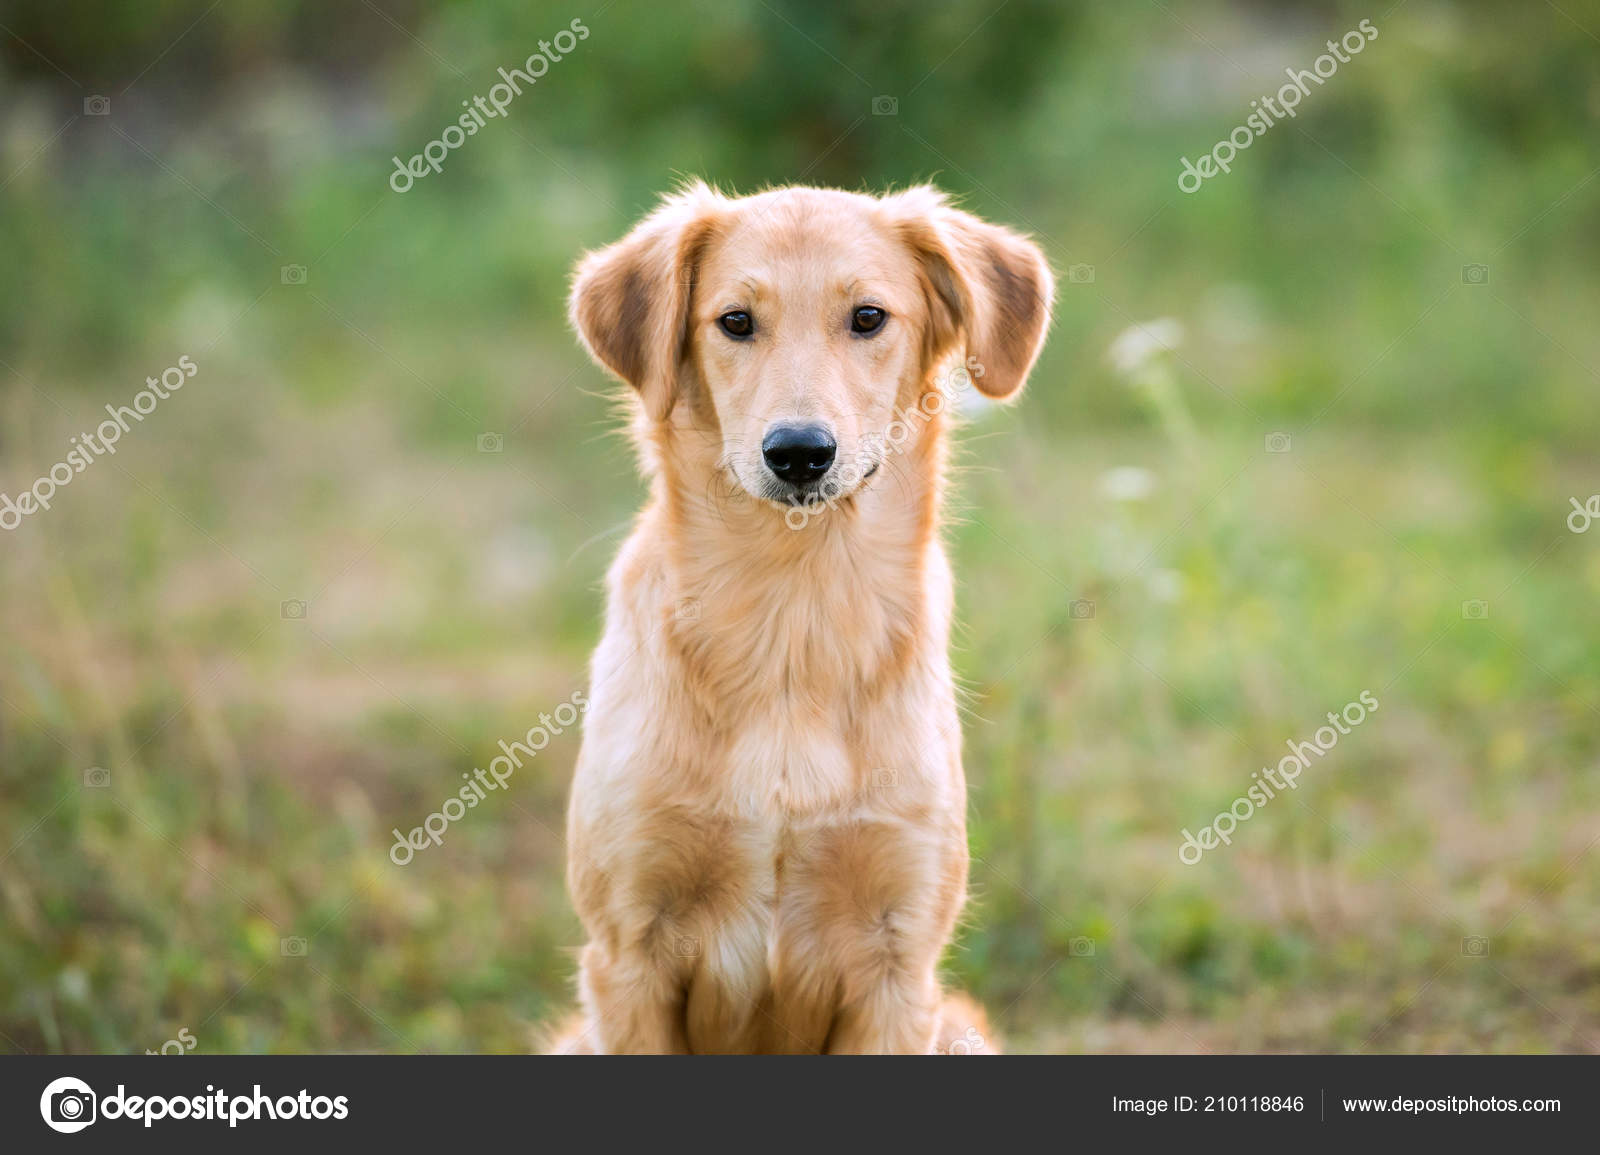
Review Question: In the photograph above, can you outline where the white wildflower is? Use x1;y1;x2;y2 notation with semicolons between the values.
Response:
1107;318;1184;378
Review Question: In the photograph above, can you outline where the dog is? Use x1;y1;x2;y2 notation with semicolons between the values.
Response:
549;182;1053;1053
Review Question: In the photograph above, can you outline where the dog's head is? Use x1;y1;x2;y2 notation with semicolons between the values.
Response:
569;183;1053;508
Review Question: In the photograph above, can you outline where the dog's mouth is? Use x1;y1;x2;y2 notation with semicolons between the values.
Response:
728;456;883;510
772;459;882;507
771;480;827;507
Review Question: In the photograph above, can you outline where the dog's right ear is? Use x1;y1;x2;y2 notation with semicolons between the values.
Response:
568;182;723;421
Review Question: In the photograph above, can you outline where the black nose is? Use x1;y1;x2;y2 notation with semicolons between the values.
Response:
762;423;836;485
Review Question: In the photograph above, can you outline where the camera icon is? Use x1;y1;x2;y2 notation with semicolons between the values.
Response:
872;768;898;791
1067;263;1095;284
871;95;898;116
477;432;504;453
1461;935;1490;957
1069;935;1096;957
280;599;307;620
1461;264;1489;285
1069;598;1096;620
280;936;308;957
1461;599;1489;620
674;597;701;622
41;1077;97;1133
83;95;111;116
52;1088;95;1122
675;936;701;957
1265;432;1292;453
83;767;111;788
280;264;307;285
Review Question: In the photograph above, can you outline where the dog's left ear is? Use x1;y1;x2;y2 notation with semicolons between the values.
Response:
569;182;723;421
886;187;1055;400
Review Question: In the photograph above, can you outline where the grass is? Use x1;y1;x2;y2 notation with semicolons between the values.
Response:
2;0;1598;1053
4;366;1596;1052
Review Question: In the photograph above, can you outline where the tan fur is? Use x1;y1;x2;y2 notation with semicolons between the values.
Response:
557;183;1053;1053
545;991;999;1055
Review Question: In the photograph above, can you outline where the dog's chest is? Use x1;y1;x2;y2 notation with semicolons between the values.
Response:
719;708;858;817
572;527;962;1049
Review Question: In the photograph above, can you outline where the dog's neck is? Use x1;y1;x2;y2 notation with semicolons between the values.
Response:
638;400;949;724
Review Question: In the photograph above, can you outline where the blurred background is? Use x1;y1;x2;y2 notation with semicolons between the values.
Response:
1;0;1597;1054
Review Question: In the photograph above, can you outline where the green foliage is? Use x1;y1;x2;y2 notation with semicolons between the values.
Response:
1;0;1597;1052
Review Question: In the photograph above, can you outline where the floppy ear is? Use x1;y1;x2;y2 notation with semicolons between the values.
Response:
887;186;1055;400
568;182;723;421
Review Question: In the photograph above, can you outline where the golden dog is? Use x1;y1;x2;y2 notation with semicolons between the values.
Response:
550;182;1053;1053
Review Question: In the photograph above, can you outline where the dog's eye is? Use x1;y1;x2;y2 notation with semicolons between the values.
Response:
851;306;887;335
718;311;754;339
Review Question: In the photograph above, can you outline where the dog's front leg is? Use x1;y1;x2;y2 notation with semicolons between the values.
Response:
808;817;967;1054
826;966;942;1054
576;941;689;1054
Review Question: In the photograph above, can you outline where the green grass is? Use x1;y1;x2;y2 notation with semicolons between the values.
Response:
2;0;1598;1053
